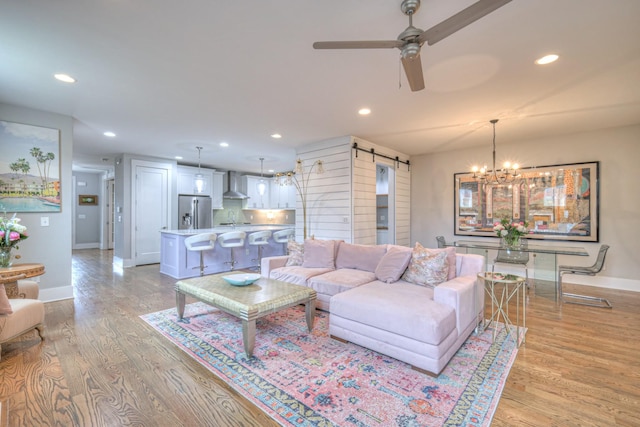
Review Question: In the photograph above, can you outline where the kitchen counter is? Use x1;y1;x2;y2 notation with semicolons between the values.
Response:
161;224;292;236
159;224;294;279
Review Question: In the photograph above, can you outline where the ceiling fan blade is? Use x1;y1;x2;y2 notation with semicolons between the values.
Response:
313;40;403;49
401;54;425;92
418;0;512;46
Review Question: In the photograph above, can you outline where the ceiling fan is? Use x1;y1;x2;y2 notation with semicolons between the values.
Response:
313;0;512;92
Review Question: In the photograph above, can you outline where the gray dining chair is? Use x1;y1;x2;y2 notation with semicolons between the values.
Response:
436;236;446;248
492;240;530;287
559;244;611;308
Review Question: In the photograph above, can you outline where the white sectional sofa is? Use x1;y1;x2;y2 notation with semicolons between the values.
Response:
261;239;485;375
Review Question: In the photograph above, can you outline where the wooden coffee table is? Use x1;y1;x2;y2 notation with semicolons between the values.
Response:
175;273;316;357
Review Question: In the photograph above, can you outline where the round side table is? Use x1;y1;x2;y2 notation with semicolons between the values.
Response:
0;263;46;298
477;272;526;347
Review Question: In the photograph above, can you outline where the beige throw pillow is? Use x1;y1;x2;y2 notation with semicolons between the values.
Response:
402;243;450;287
0;284;13;315
285;241;304;266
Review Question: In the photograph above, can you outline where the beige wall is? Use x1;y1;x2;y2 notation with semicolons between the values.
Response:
410;124;640;291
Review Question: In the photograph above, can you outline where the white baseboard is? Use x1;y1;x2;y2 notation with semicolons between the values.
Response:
113;256;136;268
73;243;100;249
40;285;74;303
489;264;639;293
567;275;639;293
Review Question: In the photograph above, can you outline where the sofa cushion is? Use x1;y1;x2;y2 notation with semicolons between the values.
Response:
308;269;376;297
335;242;387;272
0;284;12;315
375;246;412;283
402;243;450;287
302;239;336;269
270;266;333;287
435;246;457;280
285;241;304;266
331;280;456;346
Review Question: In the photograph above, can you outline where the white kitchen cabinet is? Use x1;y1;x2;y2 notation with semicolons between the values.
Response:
177;165;213;197
211;171;224;209
242;175;270;209
270;182;297;209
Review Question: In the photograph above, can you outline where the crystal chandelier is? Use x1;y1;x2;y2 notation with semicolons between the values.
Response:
274;159;324;239
471;119;520;185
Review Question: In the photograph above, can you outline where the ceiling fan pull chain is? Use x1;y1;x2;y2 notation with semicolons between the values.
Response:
398;57;402;90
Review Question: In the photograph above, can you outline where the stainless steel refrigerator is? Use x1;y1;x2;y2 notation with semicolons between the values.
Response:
178;195;212;230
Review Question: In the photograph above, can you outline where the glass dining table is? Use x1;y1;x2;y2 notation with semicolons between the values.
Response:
446;240;589;301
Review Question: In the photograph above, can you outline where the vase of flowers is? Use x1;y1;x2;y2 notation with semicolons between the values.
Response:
493;217;528;249
0;213;29;268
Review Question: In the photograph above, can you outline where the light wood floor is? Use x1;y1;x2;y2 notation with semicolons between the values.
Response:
1;249;639;426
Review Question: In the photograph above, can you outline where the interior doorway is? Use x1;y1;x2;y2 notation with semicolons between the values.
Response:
376;164;395;245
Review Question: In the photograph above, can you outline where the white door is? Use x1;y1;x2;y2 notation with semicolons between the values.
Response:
133;161;171;265
107;179;115;249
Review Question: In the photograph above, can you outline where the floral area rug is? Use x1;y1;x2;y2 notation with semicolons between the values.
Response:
141;303;520;427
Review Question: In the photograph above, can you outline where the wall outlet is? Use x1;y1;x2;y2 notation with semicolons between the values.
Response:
40;216;49;226
343;216;349;223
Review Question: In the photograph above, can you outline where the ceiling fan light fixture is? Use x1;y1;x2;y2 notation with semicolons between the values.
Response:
358;108;371;115
401;43;421;60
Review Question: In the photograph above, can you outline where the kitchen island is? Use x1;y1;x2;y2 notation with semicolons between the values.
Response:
160;225;293;279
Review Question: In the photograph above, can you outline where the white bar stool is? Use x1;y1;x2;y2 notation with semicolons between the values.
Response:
272;228;295;254
217;231;246;271
184;233;217;276
248;230;272;270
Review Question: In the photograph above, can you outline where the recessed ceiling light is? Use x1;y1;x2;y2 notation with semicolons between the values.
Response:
175;156;183;160
535;54;559;65
103;131;116;137
271;133;282;139
358;108;371;115
54;73;76;83
220;142;229;147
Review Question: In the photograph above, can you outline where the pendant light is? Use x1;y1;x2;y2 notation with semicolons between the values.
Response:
257;157;266;196
194;146;204;193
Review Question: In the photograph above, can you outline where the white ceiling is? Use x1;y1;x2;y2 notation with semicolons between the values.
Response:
1;0;639;175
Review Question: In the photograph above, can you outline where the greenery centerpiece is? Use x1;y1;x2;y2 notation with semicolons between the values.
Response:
493;217;528;249
0;213;29;267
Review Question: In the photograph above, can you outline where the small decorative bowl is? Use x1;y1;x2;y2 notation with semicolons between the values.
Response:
222;273;261;286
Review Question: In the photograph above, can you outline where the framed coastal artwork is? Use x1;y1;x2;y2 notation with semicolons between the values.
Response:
454;161;599;242
0;120;61;212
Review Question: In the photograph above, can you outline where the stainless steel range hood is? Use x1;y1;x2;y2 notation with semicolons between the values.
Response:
223;171;248;199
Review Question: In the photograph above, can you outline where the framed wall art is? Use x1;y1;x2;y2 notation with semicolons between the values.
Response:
78;195;98;206
0;120;61;212
454;161;599;242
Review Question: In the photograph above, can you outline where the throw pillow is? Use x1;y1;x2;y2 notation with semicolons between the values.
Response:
0;284;13;315
375;246;412;283
302;239;336;269
335;242;387;272
285;241;304;266
434;245;457;280
402;243;450;287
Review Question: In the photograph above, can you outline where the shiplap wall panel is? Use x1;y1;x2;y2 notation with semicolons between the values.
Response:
293;136;410;245
295;137;352;242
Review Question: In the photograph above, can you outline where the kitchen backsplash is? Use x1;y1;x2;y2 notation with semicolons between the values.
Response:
213;199;295;226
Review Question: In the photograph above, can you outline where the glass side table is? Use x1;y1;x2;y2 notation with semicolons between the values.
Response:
477;272;526;347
